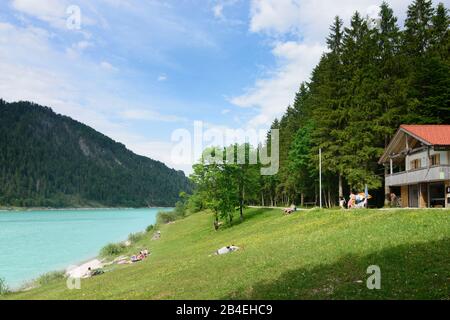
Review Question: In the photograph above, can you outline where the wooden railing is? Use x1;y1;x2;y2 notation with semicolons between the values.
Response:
386;165;450;186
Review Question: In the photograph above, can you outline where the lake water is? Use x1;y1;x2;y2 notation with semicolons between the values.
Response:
0;208;171;289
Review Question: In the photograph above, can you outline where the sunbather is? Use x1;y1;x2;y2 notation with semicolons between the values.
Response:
339;197;346;209
348;193;356;209
284;205;297;215
216;245;239;255
131;255;141;263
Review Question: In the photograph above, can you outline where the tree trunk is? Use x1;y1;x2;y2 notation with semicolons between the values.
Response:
214;213;219;231
301;193;304;207
238;177;244;221
239;199;244;222
384;166;390;207
328;188;332;208
315;187;318;206
339;174;343;199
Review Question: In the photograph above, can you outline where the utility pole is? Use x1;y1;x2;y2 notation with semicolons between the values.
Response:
319;148;322;209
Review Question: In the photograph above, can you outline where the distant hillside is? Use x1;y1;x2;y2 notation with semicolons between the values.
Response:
0;100;192;208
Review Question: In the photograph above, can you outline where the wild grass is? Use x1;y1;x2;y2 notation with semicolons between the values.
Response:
36;271;65;286
128;232;146;243
156;210;180;225
4;208;450;300
0;278;9;296
99;243;127;258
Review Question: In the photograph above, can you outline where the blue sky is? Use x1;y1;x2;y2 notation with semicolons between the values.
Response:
0;0;439;173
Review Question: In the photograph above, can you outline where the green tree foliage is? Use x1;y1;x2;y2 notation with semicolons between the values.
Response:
285;0;448;205
192;0;449;213
0;100;192;208
190;144;261;228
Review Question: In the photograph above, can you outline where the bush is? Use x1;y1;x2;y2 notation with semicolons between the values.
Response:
187;193;204;213
100;243;126;257
146;224;154;233
0;278;9;295
37;271;65;286
174;201;187;217
128;232;145;243
156;211;178;225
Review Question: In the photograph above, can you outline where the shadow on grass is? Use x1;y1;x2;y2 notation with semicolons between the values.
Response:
220;208;279;230
226;238;450;300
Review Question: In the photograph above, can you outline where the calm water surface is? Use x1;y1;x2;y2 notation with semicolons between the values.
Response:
0;208;171;289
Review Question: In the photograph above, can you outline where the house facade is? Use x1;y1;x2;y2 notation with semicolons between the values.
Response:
379;125;450;209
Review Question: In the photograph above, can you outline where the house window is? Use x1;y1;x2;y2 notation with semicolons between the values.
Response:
410;159;421;170
430;154;441;166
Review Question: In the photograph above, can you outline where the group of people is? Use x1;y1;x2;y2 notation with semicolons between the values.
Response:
340;192;370;209
115;249;150;265
284;205;298;215
131;249;150;263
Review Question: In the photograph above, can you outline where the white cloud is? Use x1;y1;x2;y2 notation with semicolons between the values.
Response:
211;0;243;25
66;40;93;58
158;74;168;82
126;140;192;173
0;21;189;172
233;0;414;129
231;41;325;127
99;61;118;71
213;4;224;19
120;109;186;123
250;0;412;39
250;0;302;34
11;0;69;29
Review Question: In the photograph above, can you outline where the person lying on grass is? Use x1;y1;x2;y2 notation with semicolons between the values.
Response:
86;267;105;278
131;249;150;263
215;245;240;256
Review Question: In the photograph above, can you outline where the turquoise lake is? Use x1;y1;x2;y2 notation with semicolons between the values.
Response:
0;208;171;289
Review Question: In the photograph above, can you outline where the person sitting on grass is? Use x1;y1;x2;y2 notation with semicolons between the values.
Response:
348;193;356;209
339;197;346;209
284;205;297;215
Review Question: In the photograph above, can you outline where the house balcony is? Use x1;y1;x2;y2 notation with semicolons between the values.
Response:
386;165;450;187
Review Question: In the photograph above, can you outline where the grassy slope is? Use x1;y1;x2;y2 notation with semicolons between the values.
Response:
5;208;450;300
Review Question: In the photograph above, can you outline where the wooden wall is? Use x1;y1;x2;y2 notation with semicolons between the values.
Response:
419;183;428;208
446;180;450;209
401;186;409;208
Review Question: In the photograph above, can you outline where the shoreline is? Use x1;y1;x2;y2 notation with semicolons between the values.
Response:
0;206;174;212
3;207;172;292
66;258;104;279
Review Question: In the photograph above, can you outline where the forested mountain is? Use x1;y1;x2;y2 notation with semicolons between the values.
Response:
0;100;192;208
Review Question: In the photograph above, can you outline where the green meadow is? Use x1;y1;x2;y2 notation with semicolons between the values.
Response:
4;208;450;300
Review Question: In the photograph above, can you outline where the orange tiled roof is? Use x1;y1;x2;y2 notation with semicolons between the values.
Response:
401;125;450;146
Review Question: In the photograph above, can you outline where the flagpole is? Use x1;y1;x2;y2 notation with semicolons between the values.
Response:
319;148;322;209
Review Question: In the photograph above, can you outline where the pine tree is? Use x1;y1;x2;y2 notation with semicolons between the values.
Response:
431;2;449;59
404;0;435;55
327;16;344;56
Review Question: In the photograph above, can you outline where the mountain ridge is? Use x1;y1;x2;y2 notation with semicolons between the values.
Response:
0;99;191;208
